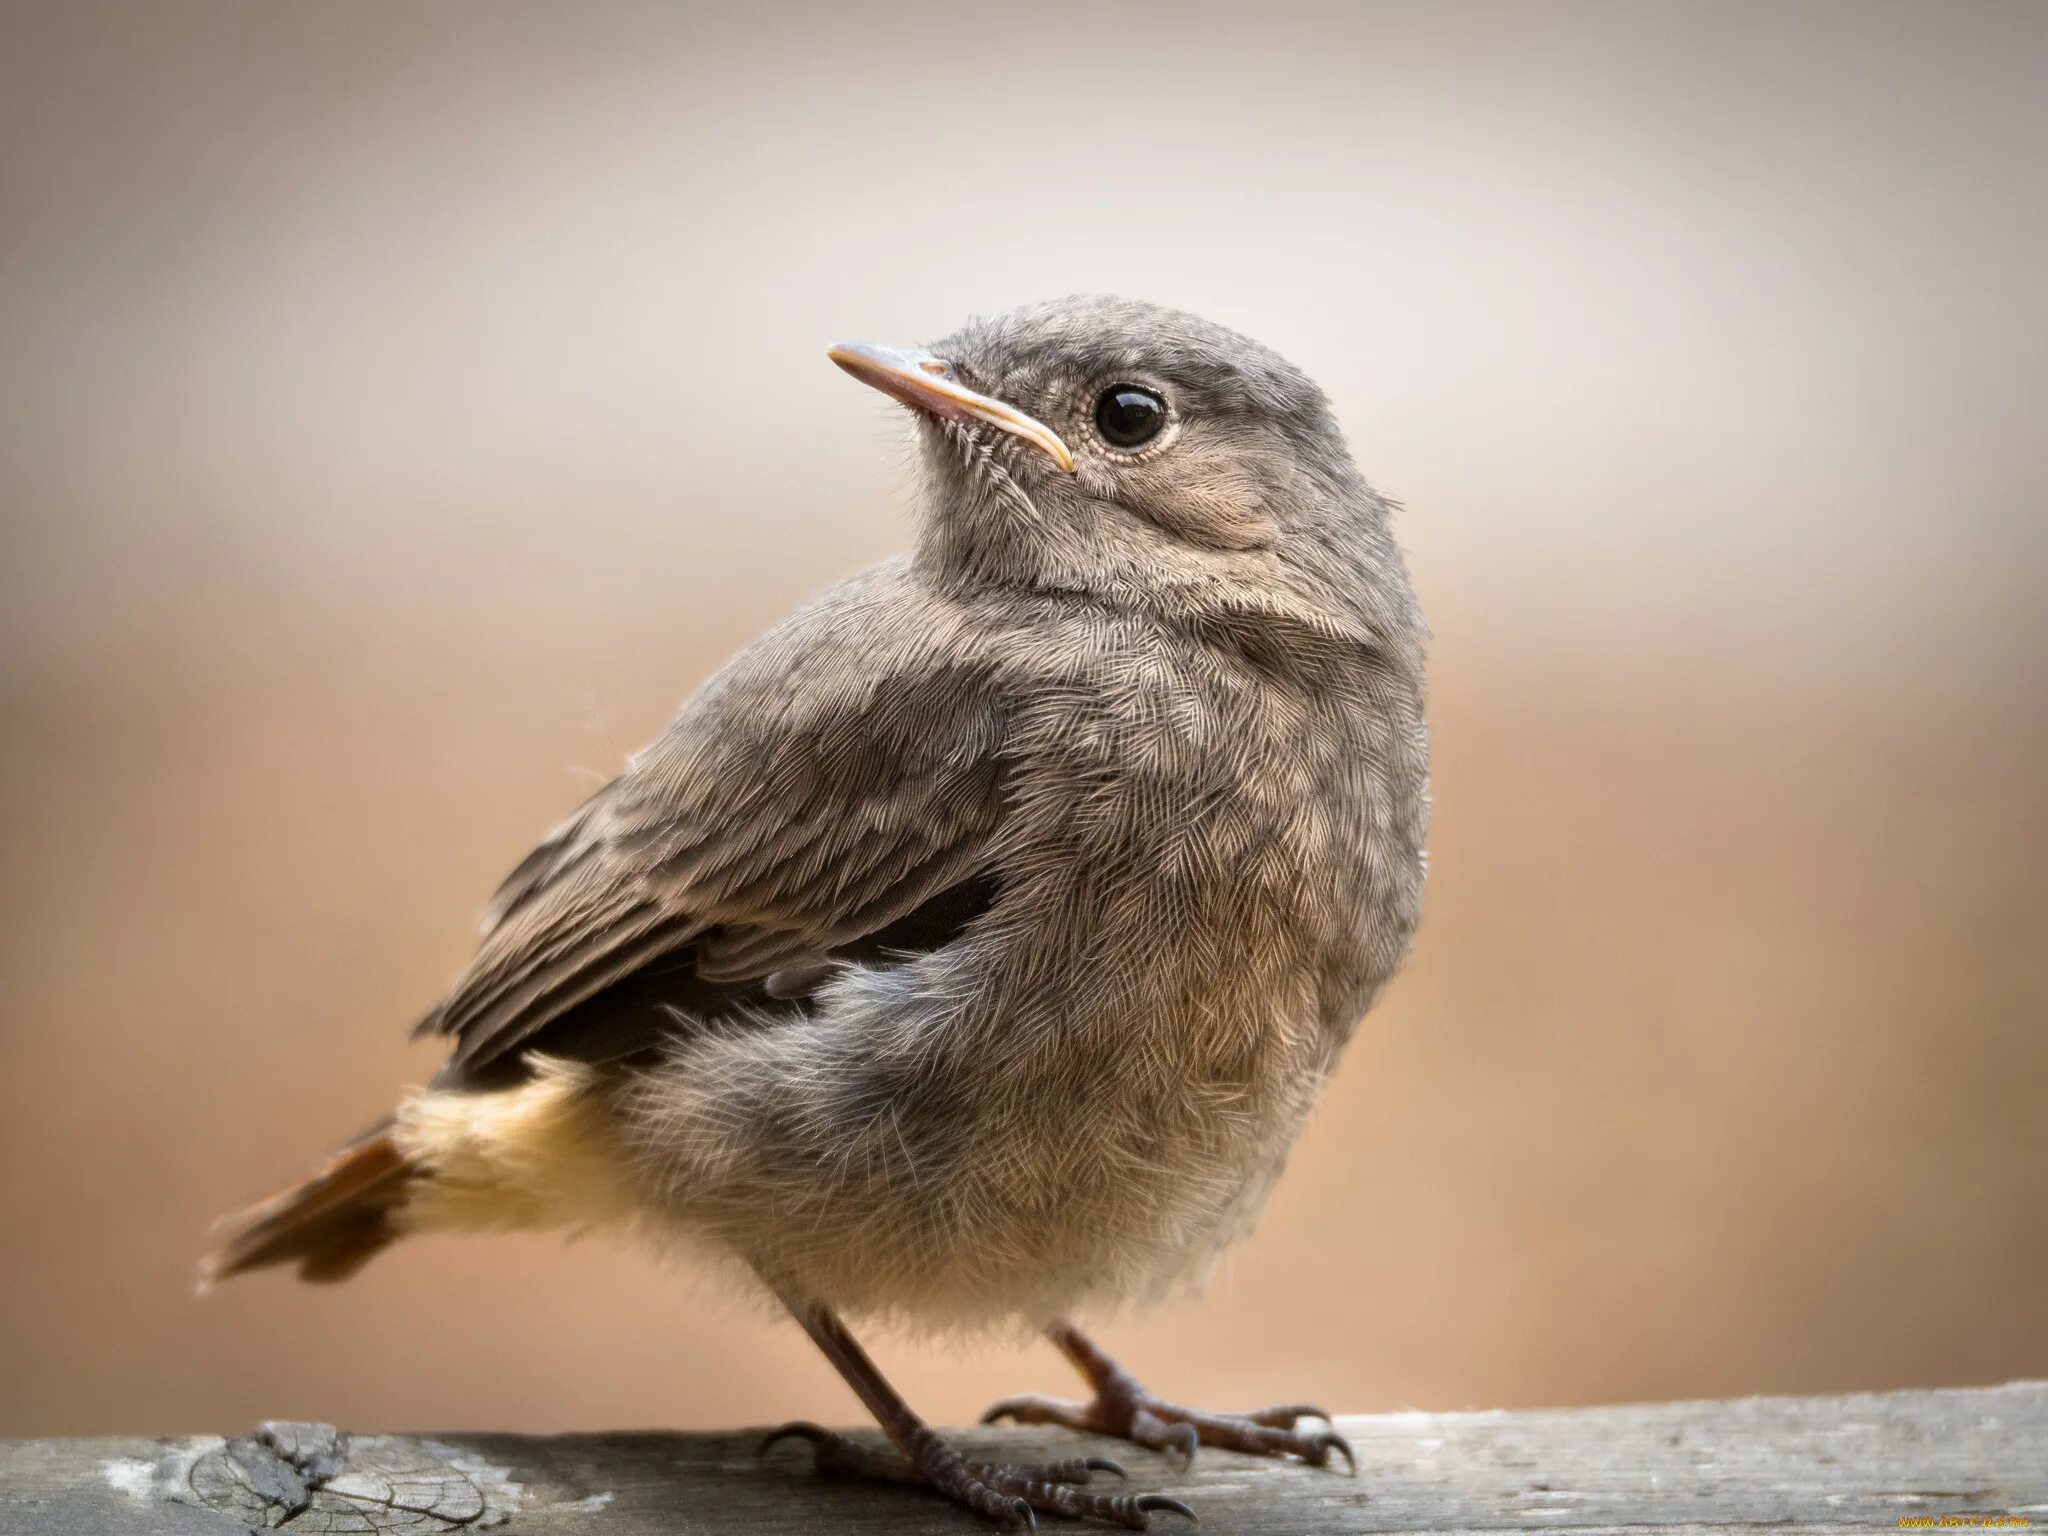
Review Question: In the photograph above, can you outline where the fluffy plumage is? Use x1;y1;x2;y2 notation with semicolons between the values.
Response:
208;291;1428;1351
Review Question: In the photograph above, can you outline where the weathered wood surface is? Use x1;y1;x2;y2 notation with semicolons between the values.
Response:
3;1381;2042;1535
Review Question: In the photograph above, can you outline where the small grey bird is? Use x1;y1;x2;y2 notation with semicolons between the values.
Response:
204;296;1430;1530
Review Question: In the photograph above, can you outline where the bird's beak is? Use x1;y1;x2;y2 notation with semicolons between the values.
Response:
828;342;1075;473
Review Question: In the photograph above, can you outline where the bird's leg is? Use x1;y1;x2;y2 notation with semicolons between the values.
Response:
982;1321;1355;1472
761;1296;1197;1531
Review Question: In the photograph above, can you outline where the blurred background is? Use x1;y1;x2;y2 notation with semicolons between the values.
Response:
2;1;2044;1439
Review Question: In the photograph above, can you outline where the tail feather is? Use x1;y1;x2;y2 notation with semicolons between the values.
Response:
200;1119;415;1289
201;1066;622;1290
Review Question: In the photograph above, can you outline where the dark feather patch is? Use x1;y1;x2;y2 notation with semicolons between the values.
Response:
414;604;1013;1088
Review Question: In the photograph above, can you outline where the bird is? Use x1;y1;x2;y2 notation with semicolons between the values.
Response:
202;295;1430;1530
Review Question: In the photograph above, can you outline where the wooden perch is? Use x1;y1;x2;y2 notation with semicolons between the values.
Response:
4;1380;2042;1534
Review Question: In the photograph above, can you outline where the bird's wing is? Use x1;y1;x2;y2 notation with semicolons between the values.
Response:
415;565;1013;1082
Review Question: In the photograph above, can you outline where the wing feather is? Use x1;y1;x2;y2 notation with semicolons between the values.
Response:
415;562;1013;1081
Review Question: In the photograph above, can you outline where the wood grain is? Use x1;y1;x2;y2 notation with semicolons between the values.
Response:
5;1381;2042;1534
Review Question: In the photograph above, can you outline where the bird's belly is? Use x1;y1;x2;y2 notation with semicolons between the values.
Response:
608;963;1332;1329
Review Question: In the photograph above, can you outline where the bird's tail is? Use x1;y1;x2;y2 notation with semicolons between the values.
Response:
199;1117;416;1289
199;1060;634;1291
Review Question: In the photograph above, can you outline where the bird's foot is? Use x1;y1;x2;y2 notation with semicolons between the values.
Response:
983;1392;1352;1469
984;1376;1354;1472
763;1421;1198;1530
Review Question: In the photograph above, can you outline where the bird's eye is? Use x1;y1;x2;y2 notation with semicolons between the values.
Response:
1093;385;1168;450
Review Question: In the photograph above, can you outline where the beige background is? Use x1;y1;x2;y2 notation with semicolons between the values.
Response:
2;2;2044;1439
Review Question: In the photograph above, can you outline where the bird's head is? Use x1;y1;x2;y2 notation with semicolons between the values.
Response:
831;296;1415;645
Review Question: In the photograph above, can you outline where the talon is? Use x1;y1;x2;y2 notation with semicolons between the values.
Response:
1310;1431;1357;1475
758;1420;830;1461
1085;1456;1127;1481
1137;1494;1201;1528
1166;1422;1200;1466
1010;1495;1037;1531
981;1398;1025;1425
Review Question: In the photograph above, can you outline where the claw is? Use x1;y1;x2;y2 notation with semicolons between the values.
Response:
1164;1421;1200;1467
1085;1456;1128;1481
981;1397;1027;1425
758;1420;830;1462
1309;1431;1357;1475
1137;1494;1201;1529
1010;1495;1037;1532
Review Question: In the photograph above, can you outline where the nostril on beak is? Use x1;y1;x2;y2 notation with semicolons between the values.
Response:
919;359;952;377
